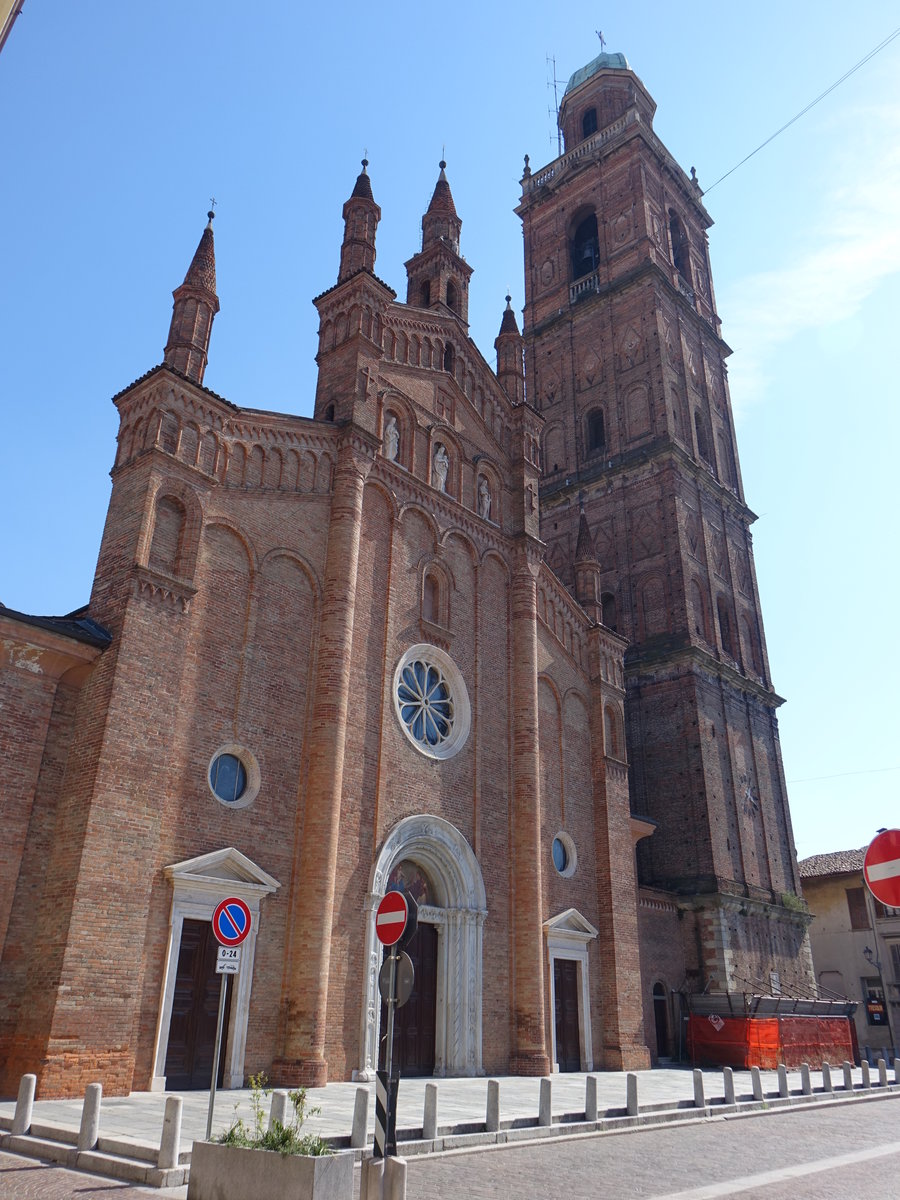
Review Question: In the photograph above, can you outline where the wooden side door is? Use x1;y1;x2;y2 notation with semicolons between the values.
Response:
164;918;232;1090
553;958;581;1072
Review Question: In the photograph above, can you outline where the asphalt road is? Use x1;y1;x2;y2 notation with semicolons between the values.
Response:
2;1095;899;1198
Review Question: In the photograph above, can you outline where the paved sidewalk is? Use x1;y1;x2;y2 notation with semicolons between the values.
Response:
0;1064;877;1148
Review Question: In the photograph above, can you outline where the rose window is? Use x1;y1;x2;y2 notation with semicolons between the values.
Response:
397;660;453;746
392;644;471;760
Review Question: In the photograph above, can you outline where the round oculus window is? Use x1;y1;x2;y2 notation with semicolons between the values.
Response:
207;744;261;809
392;644;470;760
551;832;577;878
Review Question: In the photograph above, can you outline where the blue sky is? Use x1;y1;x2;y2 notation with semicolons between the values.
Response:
1;2;898;860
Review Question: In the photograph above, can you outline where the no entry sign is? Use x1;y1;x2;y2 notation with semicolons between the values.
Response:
375;892;408;947
212;896;252;947
864;830;900;908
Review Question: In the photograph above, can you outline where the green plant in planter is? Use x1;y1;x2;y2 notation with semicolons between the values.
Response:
219;1073;331;1157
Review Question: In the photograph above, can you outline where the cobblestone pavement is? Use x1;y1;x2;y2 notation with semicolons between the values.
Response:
400;1095;900;1200
5;1095;900;1199
0;1151;186;1199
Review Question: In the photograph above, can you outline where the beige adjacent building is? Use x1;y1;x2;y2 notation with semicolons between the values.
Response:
800;849;900;1060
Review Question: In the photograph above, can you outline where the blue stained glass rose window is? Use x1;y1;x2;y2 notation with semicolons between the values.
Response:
397;659;454;747
392;644;470;760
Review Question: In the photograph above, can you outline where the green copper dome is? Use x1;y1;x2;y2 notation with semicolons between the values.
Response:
564;51;630;95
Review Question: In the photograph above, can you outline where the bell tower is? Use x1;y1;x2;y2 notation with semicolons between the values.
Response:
517;51;813;994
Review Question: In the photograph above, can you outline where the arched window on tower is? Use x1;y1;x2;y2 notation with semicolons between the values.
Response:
446;280;458;312
420;280;431;307
571;213;600;280
669;210;692;283
586;409;606;455
443;343;455;374
582;107;598;139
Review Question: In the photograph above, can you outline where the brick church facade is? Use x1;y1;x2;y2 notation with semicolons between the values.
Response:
1;51;815;1099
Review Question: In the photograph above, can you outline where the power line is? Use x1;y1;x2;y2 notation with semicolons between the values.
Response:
704;25;900;193
788;765;900;786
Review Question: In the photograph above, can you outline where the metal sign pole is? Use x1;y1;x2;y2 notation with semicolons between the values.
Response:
383;947;398;1156
205;973;229;1141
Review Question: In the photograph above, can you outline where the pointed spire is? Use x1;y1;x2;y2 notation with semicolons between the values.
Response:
499;293;520;335
164;210;220;385
573;501;603;621
182;210;217;293
426;160;458;218
422;159;461;254
351;157;374;201
575;503;597;563
495;294;525;404
339;158;381;282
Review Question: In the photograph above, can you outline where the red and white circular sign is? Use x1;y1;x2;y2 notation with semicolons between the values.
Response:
375;891;409;947
212;896;252;947
864;830;900;908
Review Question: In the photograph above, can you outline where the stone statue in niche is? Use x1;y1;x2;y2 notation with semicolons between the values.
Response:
478;476;491;520
432;443;449;492
383;415;399;462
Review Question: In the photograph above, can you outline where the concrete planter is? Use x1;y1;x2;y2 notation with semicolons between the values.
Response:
187;1140;353;1200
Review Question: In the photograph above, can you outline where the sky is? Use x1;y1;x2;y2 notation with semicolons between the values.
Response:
1;2;898;861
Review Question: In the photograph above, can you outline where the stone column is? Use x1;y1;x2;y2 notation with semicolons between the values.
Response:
273;431;374;1086
508;547;549;1075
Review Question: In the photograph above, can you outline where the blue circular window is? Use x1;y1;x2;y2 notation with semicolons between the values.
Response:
392;645;470;760
207;745;260;809
209;753;247;803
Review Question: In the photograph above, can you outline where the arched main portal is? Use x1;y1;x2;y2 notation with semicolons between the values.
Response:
357;815;487;1079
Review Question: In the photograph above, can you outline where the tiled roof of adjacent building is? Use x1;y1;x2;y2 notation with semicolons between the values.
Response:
798;848;866;878
0;603;112;648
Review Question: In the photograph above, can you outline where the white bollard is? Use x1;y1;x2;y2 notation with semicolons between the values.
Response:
822;1063;833;1093
751;1066;763;1101
585;1074;598;1122
862;1061;872;1088
722;1066;735;1105
538;1077;552;1126
626;1072;639;1116
384;1154;407;1200
776;1064;789;1098
361;1154;385;1200
11;1074;36;1137
800;1063;811;1095
351;1086;369;1149
878;1058;888;1087
486;1079;500;1133
77;1082;102;1152
842;1061;854;1091
693;1068;705;1108
158;1095;182;1170
423;1082;438;1141
269;1089;289;1130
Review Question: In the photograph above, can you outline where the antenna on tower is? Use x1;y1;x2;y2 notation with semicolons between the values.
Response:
546;54;562;156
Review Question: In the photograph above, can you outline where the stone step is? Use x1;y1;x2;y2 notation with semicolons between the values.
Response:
77;1147;188;1188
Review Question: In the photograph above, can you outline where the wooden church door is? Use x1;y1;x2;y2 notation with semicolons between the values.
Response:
380;922;438;1077
553;958;581;1072
164;918;232;1090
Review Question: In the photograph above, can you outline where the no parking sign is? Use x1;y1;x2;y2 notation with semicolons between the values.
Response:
212;896;252;947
